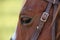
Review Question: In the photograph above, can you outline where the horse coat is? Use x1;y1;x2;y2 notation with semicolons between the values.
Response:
11;0;60;40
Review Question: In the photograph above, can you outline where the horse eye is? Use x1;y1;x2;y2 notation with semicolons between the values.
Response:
21;16;32;24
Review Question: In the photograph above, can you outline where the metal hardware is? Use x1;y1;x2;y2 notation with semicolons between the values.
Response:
37;26;39;29
46;0;59;4
40;12;49;22
53;0;56;4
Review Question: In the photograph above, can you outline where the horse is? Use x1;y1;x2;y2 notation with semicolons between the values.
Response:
11;0;60;40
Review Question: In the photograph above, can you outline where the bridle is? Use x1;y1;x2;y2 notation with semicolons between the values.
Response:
30;0;59;40
11;0;60;40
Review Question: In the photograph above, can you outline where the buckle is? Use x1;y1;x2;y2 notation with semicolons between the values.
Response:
40;12;49;22
53;0;56;4
53;0;59;4
46;0;59;4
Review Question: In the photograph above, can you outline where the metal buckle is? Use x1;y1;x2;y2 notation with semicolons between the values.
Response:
53;0;56;4
40;12;49;22
53;0;59;4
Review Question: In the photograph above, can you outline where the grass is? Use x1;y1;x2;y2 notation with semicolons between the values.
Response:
0;0;26;40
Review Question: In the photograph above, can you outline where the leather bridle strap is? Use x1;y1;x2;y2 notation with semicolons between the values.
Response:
50;3;60;27
30;1;52;40
50;3;60;40
52;4;58;40
30;1;60;40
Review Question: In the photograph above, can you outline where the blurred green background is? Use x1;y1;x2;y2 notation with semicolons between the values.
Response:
0;0;26;40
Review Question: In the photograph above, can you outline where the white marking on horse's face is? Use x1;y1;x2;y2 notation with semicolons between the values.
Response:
11;32;16;40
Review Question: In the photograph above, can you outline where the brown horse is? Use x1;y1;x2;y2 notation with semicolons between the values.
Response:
11;0;60;40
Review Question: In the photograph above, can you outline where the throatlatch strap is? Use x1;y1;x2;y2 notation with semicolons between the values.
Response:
52;22;55;40
52;4;58;40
